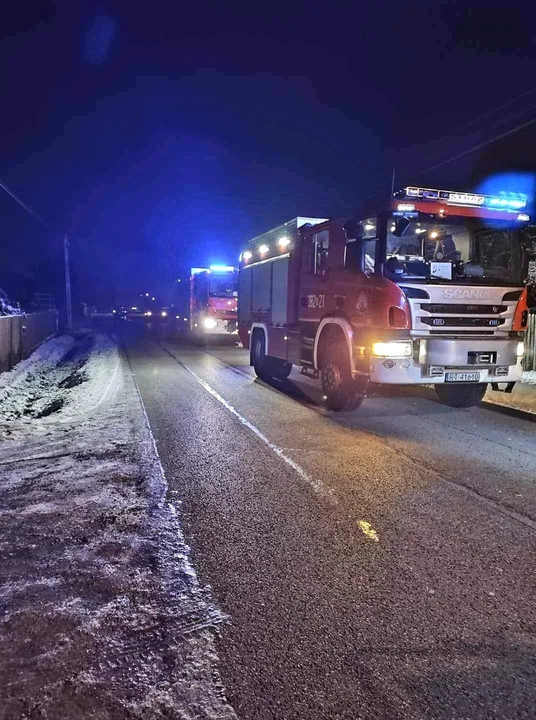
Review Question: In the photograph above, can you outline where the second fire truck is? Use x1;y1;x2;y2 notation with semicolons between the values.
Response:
177;265;238;341
238;191;532;410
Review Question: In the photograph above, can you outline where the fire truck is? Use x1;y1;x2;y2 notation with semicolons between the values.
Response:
238;191;533;411
180;266;238;340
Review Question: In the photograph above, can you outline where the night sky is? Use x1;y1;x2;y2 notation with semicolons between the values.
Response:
1;1;535;307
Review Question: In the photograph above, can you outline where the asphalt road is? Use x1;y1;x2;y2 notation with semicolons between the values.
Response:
123;326;536;720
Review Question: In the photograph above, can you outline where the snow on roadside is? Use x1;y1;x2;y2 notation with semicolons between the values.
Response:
0;332;237;720
0;334;74;411
0;333;85;421
522;370;536;385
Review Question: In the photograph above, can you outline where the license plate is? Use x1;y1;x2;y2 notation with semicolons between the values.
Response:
445;372;480;383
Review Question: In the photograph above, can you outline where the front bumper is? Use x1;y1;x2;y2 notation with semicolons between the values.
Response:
199;318;238;335
365;337;523;385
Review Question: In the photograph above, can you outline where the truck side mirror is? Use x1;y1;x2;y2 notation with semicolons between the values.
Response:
392;217;411;237
345;239;364;273
343;219;358;240
343;219;365;241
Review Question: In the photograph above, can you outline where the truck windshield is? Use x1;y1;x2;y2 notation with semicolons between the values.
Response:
384;217;525;286
209;275;237;297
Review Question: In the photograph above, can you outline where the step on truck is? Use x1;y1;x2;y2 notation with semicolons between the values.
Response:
238;191;534;411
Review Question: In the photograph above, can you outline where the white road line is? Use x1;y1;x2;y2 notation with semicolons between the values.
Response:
200;353;253;380
161;342;326;416
125;354;239;718
180;360;335;503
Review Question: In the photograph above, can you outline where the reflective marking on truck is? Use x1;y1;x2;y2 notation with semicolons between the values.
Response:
313;317;355;372
356;292;368;312
307;294;325;309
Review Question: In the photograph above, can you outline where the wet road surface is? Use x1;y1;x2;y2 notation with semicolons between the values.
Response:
123;327;536;720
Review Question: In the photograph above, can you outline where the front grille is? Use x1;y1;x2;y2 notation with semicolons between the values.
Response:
429;330;496;335
421;317;505;328
420;303;506;315
408;292;518;338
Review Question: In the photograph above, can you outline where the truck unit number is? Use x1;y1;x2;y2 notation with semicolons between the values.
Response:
307;294;325;309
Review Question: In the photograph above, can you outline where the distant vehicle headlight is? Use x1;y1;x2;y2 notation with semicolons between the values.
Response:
203;317;218;329
145;311;152;317
372;341;412;358
161;311;168;317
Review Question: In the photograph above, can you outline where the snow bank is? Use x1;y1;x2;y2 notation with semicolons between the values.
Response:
0;332;237;719
0;334;73;391
0;333;120;423
522;371;536;385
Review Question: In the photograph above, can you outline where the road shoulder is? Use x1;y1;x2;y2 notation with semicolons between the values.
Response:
0;332;236;720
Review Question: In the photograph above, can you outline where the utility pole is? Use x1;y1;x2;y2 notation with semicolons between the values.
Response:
64;234;73;329
390;168;396;198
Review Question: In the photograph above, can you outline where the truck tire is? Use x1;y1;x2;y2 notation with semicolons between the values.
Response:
435;383;487;408
272;359;292;381
320;345;363;412
252;331;273;381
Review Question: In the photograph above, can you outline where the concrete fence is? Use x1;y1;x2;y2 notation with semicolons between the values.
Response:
0;312;58;374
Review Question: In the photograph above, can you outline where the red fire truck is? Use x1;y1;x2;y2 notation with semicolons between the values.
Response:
238;191;532;411
181;266;238;340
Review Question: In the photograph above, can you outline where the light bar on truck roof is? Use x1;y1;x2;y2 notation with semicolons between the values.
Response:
209;265;235;272
403;186;528;211
191;267;209;275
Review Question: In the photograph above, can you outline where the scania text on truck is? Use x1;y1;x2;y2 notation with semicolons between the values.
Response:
238;191;533;411
178;266;238;341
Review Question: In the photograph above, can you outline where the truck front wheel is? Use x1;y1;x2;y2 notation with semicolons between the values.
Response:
320;348;363;412
435;383;487;408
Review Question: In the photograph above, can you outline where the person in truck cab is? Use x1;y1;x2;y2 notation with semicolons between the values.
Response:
384;256;406;280
433;233;459;261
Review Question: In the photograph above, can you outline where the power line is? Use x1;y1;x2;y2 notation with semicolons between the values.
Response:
440;100;536;155
341;109;536;218
0;178;47;226
414;113;536;178
416;86;536;156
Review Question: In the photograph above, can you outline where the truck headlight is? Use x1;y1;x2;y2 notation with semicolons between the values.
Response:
517;341;525;357
372;341;412;359
203;317;218;329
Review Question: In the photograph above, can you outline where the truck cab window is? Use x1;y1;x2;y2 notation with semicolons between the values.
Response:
344;218;377;274
364;239;377;274
311;230;330;275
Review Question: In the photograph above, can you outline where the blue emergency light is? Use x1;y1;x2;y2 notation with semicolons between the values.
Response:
209;265;235;273
403;186;528;211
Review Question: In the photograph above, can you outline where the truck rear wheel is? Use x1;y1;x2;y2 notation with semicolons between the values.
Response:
435;383;487;408
272;359;292;381
320;347;363;412
252;332;292;382
252;331;273;381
